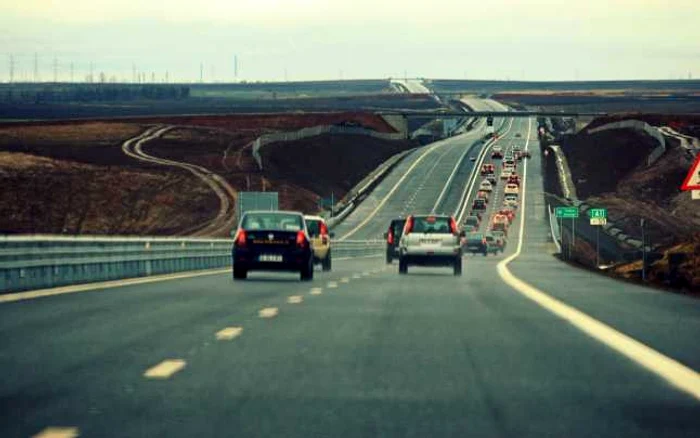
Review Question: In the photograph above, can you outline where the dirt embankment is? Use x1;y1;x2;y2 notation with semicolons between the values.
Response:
560;118;700;291
0;113;413;236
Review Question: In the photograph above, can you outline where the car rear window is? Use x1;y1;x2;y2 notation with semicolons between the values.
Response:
466;233;483;243
411;216;452;234
306;219;321;237
242;213;303;232
391;220;406;235
465;217;479;226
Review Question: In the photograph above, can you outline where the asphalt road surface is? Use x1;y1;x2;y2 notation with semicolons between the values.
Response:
2;109;700;437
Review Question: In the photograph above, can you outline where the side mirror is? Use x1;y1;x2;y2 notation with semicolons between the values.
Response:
229;229;236;238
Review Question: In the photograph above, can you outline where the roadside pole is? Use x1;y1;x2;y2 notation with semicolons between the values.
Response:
596;225;600;267
570;217;576;260
560;216;565;258
641;218;646;281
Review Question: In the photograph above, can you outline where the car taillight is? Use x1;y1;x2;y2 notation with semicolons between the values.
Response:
320;222;329;236
482;238;487;245
404;216;414;234
235;229;247;247
296;230;307;248
387;229;394;244
449;217;458;234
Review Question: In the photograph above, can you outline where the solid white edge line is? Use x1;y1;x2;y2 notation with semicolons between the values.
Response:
0;268;231;304
497;117;700;402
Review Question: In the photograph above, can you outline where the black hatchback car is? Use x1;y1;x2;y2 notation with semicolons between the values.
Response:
384;218;407;264
232;211;314;281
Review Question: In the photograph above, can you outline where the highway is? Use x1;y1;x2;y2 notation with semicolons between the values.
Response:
2;105;700;437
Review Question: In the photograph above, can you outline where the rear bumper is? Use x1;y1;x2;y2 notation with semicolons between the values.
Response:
232;249;311;272
400;254;459;267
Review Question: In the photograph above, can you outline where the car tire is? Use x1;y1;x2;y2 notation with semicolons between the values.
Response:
386;252;393;264
483;250;488;257
322;253;332;271
300;259;314;281
398;258;408;275
453;258;462;276
233;265;247;280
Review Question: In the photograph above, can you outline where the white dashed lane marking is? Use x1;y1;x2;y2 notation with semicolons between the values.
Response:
32;427;80;438
259;307;279;318
144;359;186;379
340;277;350;283
310;287;323;295
327;281;338;288
215;327;243;341
287;295;303;304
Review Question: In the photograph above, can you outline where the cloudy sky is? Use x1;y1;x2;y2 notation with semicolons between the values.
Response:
1;0;699;82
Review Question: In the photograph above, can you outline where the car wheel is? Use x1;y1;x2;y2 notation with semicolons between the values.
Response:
483;250;488;257
386;252;393;264
300;259;314;281
233;265;247;280
322;252;332;271
453;257;462;276
398;258;408;275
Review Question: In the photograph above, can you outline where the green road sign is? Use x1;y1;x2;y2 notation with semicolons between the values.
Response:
555;206;579;219
588;208;607;219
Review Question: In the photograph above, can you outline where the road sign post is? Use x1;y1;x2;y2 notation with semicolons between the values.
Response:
555;207;579;260
587;208;607;267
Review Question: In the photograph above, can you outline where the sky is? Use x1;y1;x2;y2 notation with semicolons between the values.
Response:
1;0;699;82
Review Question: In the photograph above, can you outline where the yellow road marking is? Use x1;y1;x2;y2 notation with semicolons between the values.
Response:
340;277;350;283
287;295;303;304
32;427;80;438
258;307;279;318
143;359;186;379
215;327;243;341
0;268;230;304
498;118;700;401
310;287;323;296
327;281;338;288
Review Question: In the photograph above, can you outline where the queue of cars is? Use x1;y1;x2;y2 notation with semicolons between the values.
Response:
232;136;526;279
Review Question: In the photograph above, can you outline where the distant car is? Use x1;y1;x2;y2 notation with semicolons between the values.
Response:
463;224;478;233
503;195;518;208
504;183;520;196
305;215;334;271
491;150;503;159
491;231;508;251
507;175;521;186
232;211;314;281
463;215;481;229
472;198;487;211
515;133;522;138
470;156;477;162
490;214;509;235
503;159;516;169
384;218;407;264
512;144;523;152
481;163;495;175
479;180;493;192
522;150;532;159
498;208;516;224
464;232;499;256
487;176;498;186
500;170;513;180
398;215;464;275
477;190;490;202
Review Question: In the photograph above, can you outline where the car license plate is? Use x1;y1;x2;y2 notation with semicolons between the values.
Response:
259;254;283;262
420;239;441;244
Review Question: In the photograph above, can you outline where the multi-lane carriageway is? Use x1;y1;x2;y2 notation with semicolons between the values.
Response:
2;103;700;438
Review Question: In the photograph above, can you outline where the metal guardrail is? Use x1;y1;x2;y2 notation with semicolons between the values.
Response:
0;235;384;294
548;204;562;253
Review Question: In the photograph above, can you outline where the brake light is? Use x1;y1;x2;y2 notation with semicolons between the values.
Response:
235;229;247;247
482;238;487;245
296;230;307;248
320;222;329;236
404;216;414;234
449;217;458;234
387;229;394;244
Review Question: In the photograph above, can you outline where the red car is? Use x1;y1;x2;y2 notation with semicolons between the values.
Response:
507;175;521;187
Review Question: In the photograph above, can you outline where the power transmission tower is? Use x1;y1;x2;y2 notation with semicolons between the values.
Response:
151;72;155;83
200;63;203;83
34;53;39;82
89;62;94;83
132;64;137;83
70;62;74;82
53;57;58;82
9;54;15;83
234;55;238;79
